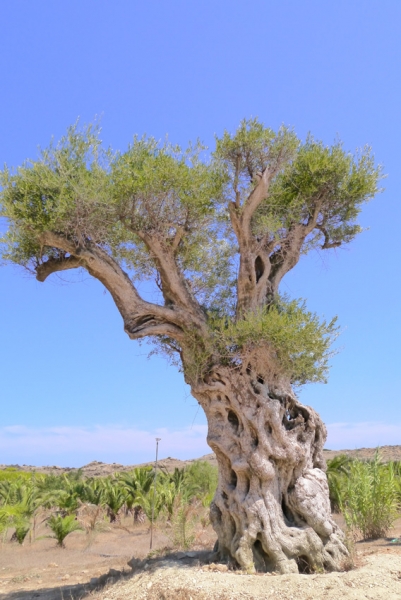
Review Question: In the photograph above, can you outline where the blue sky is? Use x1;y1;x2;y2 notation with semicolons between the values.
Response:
0;1;400;466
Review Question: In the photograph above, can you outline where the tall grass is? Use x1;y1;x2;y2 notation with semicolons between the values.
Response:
328;452;400;540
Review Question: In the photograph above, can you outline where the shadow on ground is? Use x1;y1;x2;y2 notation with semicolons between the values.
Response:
0;582;89;600
0;550;216;600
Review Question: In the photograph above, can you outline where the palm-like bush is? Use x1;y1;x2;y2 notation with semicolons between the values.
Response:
118;467;153;497
101;480;127;522
159;480;185;522
13;520;31;544
47;514;82;547
326;455;351;511
134;487;164;522
81;479;105;506
0;480;40;543
35;474;84;515
118;467;154;521
0;507;31;544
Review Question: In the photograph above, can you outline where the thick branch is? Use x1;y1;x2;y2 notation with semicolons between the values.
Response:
36;255;83;282
125;320;186;342
137;232;207;331
230;172;274;317
241;169;270;231
267;201;324;295
170;226;184;253
36;232;196;344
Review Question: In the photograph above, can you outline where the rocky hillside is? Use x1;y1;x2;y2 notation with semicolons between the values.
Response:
2;445;401;476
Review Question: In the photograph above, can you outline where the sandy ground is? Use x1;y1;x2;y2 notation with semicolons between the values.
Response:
91;551;401;600
0;516;400;600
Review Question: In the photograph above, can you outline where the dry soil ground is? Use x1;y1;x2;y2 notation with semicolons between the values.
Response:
2;448;401;599
0;516;400;600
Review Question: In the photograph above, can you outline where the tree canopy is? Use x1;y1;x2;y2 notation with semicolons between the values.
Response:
0;119;382;386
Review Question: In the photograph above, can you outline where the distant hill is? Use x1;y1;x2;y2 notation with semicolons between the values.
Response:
2;445;401;477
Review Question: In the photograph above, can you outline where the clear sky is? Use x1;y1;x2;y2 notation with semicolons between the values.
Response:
0;1;400;466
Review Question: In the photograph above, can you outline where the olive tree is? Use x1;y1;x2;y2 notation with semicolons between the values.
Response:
0;119;381;573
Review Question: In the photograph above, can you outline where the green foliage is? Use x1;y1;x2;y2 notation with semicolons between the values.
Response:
183;461;218;503
118;466;154;503
80;478;105;506
168;494;196;549
326;455;352;511
13;520;30;544
0;118;383;389
255;137;382;247
0;465;214;547
215;119;299;199
209;297;339;385
134;487;164;522
100;478;127;522
47;514;82;547
0;122;112;249
333;453;399;540
34;472;83;505
112;137;223;230
0;469;34;482
0;480;39;543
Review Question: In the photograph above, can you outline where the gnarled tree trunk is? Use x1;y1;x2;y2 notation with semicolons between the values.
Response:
192;364;348;574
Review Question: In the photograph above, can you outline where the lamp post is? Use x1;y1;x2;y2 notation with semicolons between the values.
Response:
150;437;161;550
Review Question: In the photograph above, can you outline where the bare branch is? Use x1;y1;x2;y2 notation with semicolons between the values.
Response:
316;224;341;249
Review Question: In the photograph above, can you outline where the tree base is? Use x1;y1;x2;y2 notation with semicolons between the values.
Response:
193;365;349;574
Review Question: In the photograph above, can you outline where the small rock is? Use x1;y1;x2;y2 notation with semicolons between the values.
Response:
61;574;70;581
217;564;228;572
185;551;197;558
209;563;228;573
81;569;89;574
48;563;58;568
147;581;153;589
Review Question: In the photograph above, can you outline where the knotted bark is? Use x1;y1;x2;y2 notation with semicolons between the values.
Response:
192;364;348;574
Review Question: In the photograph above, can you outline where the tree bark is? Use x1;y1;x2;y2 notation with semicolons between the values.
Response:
191;364;348;574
